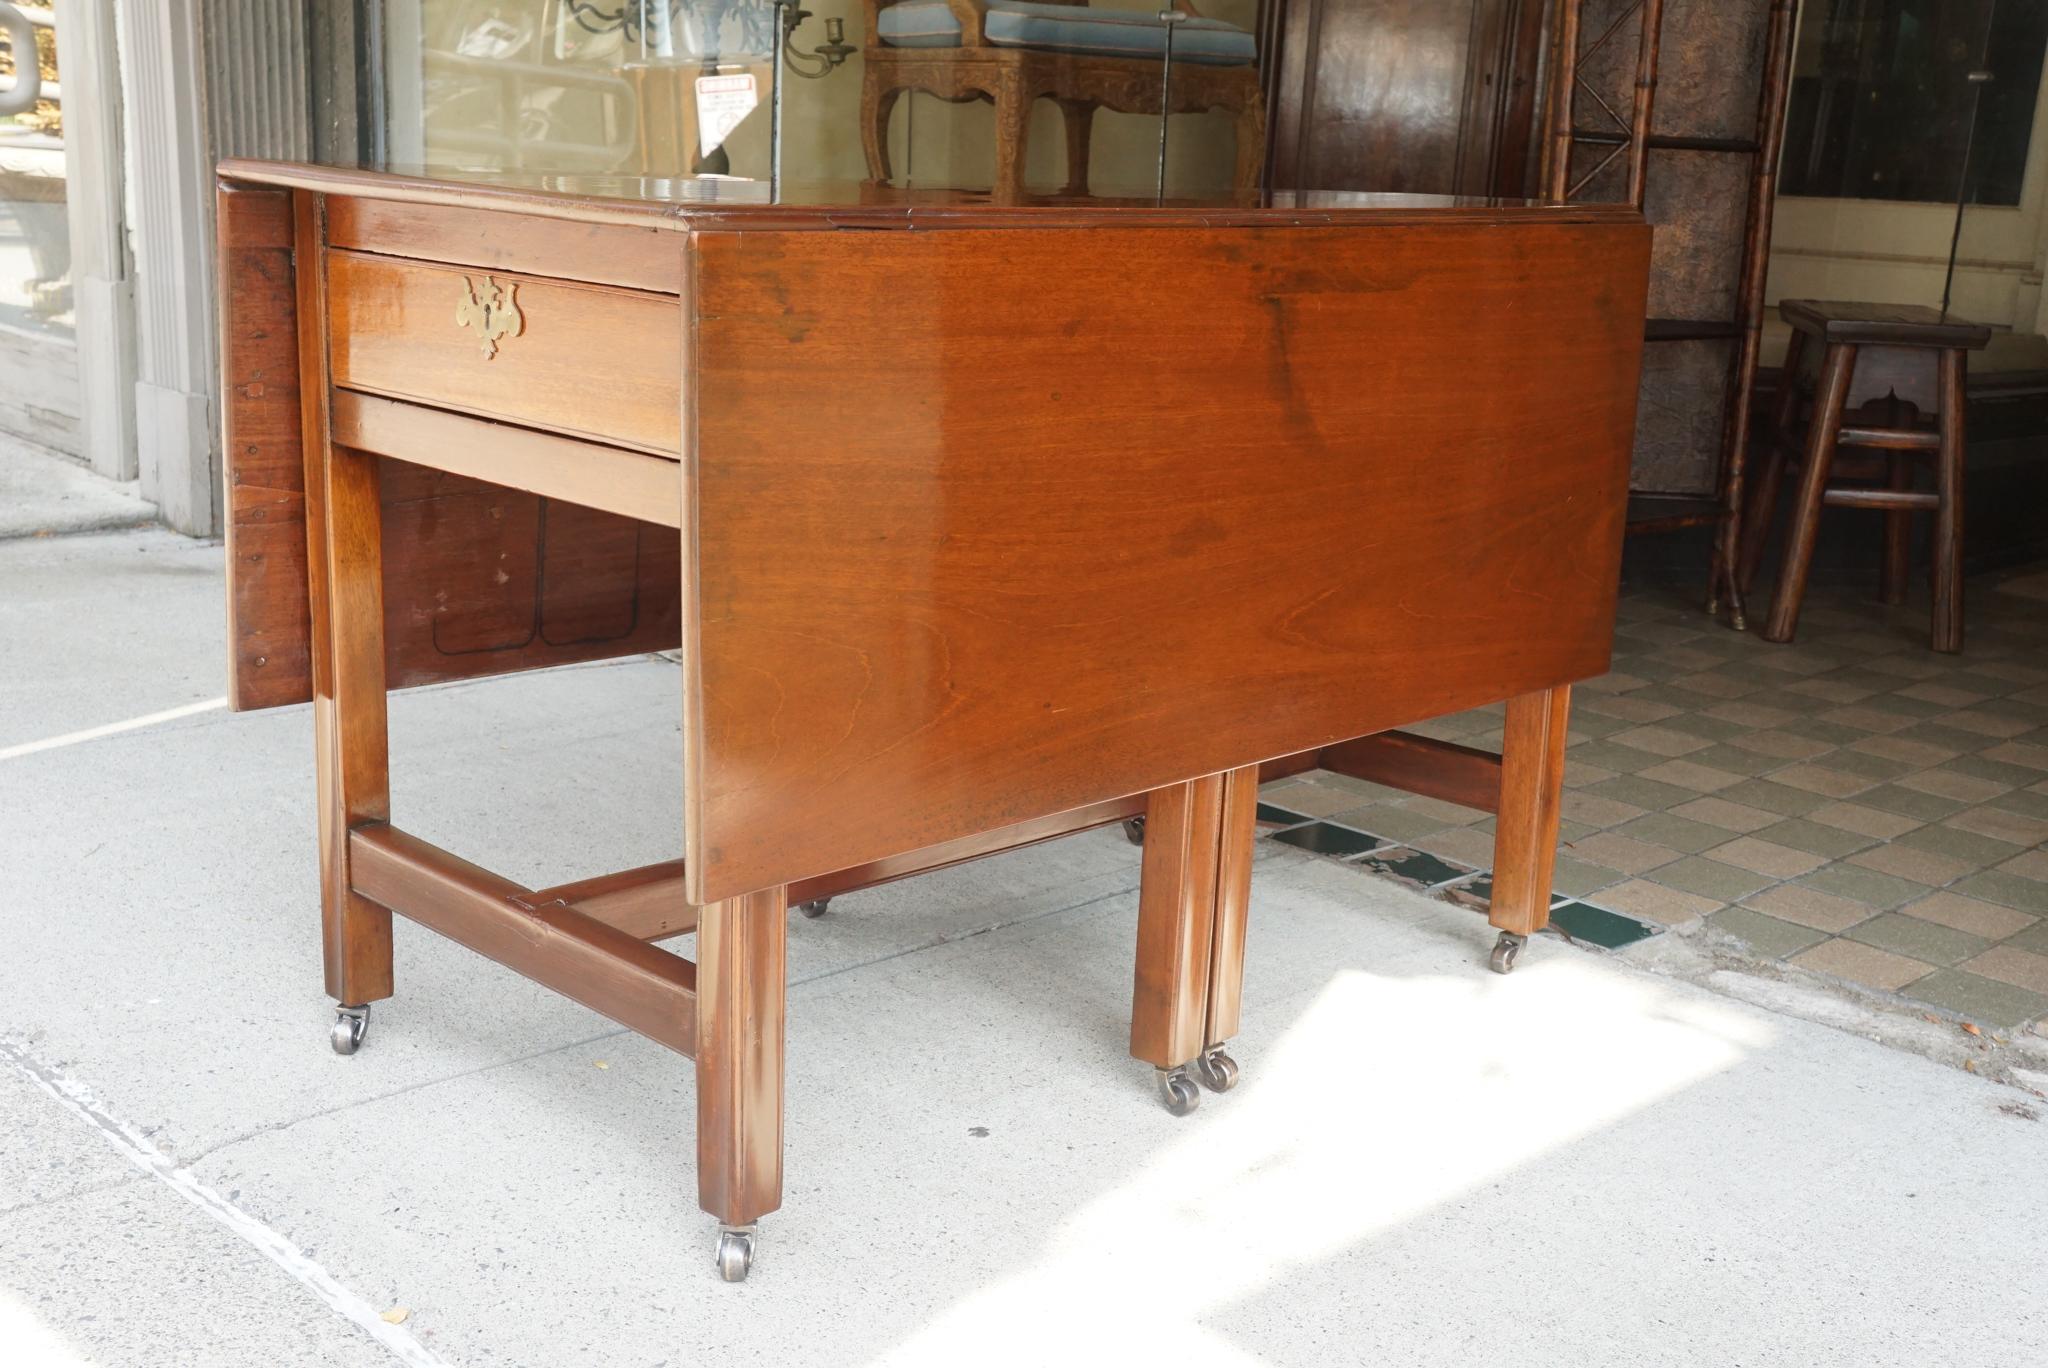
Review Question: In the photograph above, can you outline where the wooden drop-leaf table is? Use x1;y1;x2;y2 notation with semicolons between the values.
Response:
215;162;1649;1281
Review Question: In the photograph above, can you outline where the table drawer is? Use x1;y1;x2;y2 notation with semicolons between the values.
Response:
327;250;682;455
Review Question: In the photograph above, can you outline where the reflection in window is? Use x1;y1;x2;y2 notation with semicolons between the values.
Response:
386;0;1263;201
1779;0;2047;207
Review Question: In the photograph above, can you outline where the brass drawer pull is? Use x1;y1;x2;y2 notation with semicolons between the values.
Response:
456;275;523;359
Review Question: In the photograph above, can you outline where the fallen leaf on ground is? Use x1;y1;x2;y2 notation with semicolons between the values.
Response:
381;1307;410;1325
594;1061;610;1070
1962;1023;1982;1037
1963;1059;1979;1073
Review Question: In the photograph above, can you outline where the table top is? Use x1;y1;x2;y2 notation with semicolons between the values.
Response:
218;159;1643;232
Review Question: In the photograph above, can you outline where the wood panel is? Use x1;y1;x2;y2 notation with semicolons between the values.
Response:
1267;0;1548;197
332;392;684;528
326;196;685;293
220;179;685;711
327;251;682;455
219;183;313;710
683;219;1650;903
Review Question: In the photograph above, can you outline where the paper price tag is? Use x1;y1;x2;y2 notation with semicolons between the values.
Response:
696;73;760;158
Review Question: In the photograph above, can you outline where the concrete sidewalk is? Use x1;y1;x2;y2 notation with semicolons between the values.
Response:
1;528;2044;1368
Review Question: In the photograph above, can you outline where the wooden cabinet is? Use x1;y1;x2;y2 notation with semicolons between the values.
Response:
1263;0;1550;196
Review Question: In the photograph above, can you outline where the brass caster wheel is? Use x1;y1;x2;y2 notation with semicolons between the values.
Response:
1489;931;1527;976
1194;1048;1239;1094
1731;610;1749;633
330;1004;371;1056
797;898;831;919
1156;1066;1200;1117
1122;816;1147;847
715;1226;755;1283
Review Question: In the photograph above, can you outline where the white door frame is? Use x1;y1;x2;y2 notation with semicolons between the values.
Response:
53;0;136;482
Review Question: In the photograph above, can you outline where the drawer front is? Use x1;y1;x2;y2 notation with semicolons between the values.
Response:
328;250;682;455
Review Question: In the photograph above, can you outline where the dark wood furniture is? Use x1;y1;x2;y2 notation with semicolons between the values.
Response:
214;162;1648;1282
858;0;1265;202
1544;0;1801;630
1739;300;1991;653
1261;0;1550;198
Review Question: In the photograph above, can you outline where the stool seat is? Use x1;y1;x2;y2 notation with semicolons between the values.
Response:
1780;300;1992;351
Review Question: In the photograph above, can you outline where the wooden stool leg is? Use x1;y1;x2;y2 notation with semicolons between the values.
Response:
1932;347;1968;653
1198;767;1260;1092
1487;686;1570;974
697;886;788;1281
1880;450;1913;606
1131;774;1223;1113
1738;329;1806;593
299;191;393;1030
1762;342;1858;644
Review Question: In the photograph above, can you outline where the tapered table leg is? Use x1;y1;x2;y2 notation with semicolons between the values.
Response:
1131;766;1259;1111
1131;775;1223;1115
1487;685;1572;974
298;190;393;1053
697;886;788;1282
1198;767;1260;1095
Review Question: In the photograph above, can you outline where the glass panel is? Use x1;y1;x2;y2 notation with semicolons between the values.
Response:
349;0;1291;206
1779;0;2027;206
0;2;70;338
1948;0;2047;334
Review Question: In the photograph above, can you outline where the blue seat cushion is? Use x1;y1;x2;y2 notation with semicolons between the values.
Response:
876;2;1258;67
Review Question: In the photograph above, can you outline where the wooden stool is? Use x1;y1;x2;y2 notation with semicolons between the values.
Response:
1740;300;1990;653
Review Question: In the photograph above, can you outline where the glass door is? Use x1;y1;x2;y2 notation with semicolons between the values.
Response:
1768;0;2012;318
0;1;80;457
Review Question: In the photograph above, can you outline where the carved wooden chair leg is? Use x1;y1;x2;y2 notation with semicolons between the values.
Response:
991;81;1032;205
697;887;788;1282
1487;686;1570;974
861;74;903;184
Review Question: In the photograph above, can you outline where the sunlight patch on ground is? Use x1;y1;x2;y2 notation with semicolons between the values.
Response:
0;697;225;763
877;957;1776;1367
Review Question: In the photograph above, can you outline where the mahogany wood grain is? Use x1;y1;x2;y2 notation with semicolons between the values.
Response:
349;825;698;1056
372;463;682;692
526;861;695;941
696;887;788;1228
331;392;684;528
326;196;684;293
1488;686;1570;938
222;189;685;713
683;219;1648;903
1317;731;1503;815
298;189;395;1009
218;184;313;711
327;250;682;455
1130;776;1223;1071
1203;766;1261;1052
